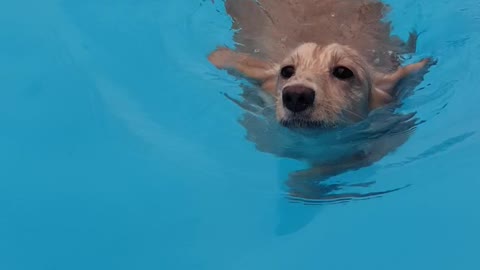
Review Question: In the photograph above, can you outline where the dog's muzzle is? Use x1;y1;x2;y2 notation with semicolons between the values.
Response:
282;85;315;113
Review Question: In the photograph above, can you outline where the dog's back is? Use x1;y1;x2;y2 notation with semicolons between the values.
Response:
225;0;416;73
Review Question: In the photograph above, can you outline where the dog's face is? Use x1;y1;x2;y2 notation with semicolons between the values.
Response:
275;43;372;128
208;42;429;129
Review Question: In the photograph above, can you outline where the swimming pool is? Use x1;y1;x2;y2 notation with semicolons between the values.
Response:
0;0;479;269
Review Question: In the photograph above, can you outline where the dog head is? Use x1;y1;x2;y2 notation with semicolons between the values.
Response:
274;43;374;128
209;43;430;129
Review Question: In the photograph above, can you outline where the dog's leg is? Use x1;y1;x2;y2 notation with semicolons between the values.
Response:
285;151;375;201
377;59;431;89
370;58;435;108
208;47;278;94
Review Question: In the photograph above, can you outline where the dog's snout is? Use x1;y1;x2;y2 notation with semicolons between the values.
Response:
282;85;315;113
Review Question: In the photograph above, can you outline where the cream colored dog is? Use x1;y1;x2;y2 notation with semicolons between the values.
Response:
209;0;430;129
208;0;432;199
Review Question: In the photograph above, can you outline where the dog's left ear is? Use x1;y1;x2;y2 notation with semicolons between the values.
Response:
370;58;432;109
208;47;279;95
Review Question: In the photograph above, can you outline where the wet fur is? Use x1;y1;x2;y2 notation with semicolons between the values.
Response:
209;0;433;200
221;0;418;70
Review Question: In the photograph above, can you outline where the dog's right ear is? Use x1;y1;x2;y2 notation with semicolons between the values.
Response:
208;47;278;94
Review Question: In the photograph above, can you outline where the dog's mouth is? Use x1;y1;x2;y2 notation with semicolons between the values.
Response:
279;117;337;129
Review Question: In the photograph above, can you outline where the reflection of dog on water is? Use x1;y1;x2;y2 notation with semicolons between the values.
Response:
209;0;434;204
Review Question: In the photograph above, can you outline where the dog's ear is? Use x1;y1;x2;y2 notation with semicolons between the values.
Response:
208;47;278;94
370;58;432;109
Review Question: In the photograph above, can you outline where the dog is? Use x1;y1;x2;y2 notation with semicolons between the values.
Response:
209;0;433;201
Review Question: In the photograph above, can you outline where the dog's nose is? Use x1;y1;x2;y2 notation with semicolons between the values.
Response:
282;85;315;113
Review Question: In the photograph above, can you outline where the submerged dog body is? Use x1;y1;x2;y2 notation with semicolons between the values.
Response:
209;0;432;198
219;0;415;70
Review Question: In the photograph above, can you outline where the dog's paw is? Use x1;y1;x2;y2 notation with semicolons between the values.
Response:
412;57;437;76
422;57;438;68
402;57;436;76
208;47;236;69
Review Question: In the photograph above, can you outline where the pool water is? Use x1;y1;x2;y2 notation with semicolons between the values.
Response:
1;0;479;269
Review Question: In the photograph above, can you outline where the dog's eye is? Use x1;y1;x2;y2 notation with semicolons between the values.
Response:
280;65;295;79
332;66;354;80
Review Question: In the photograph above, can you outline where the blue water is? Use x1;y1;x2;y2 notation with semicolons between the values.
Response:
1;0;479;269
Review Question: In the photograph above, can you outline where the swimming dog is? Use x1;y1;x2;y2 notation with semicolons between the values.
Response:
209;0;433;200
